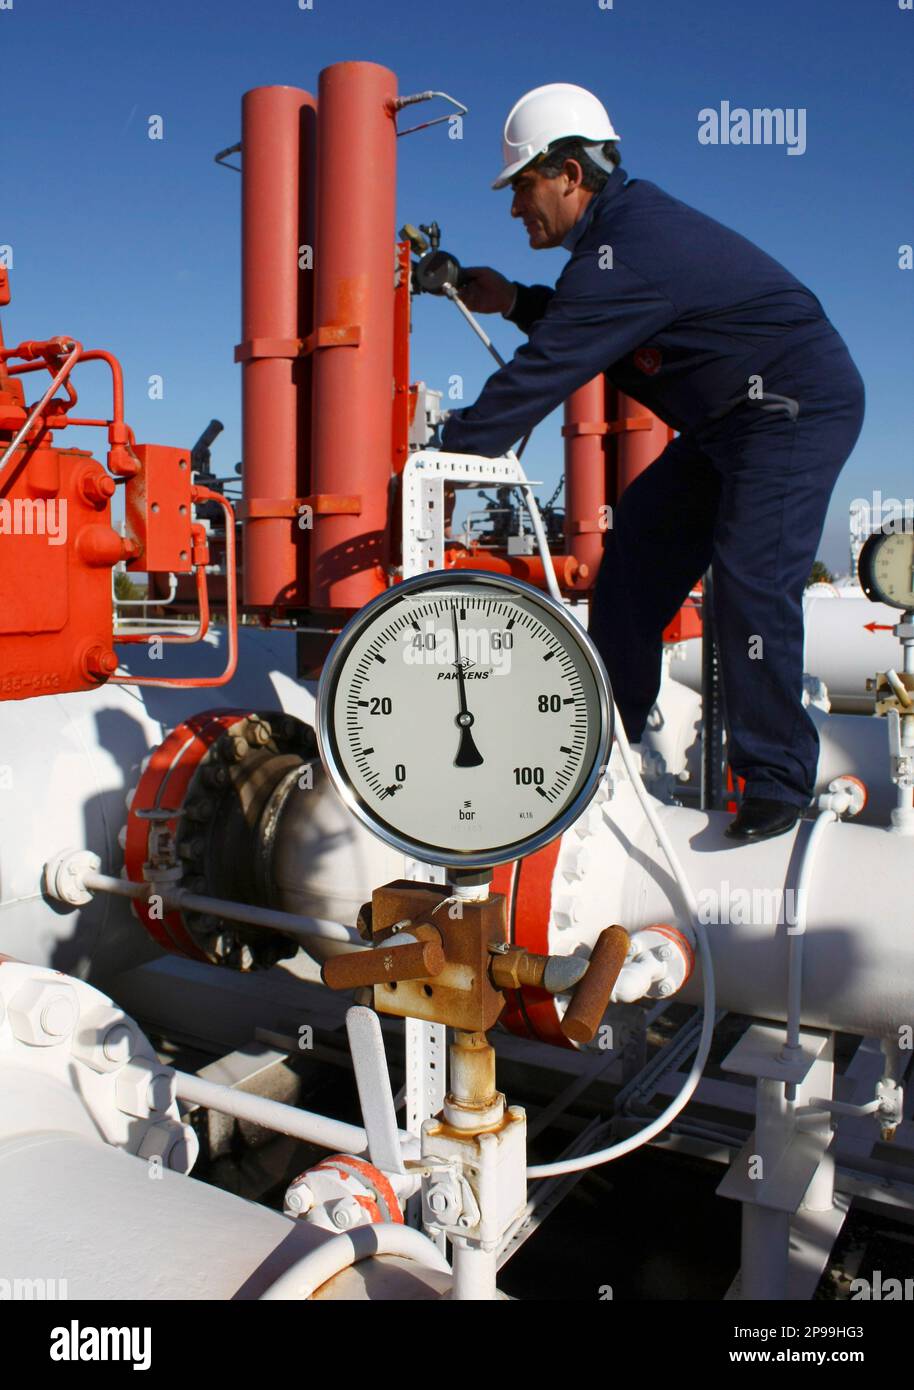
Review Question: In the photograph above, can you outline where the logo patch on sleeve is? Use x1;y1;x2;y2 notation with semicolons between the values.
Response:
633;347;663;375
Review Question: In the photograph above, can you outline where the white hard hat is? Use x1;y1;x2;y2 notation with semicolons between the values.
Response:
492;82;620;190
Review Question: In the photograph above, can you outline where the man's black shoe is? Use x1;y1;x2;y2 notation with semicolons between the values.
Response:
725;797;803;842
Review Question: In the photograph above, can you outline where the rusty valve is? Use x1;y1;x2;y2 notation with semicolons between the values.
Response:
322;925;446;991
559;925;631;1045
488;945;589;995
487;927;630;1046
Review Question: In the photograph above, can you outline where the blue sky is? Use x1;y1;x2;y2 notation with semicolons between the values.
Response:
1;0;911;573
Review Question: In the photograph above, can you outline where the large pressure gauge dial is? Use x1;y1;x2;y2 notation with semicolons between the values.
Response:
858;519;914;610
317;571;613;868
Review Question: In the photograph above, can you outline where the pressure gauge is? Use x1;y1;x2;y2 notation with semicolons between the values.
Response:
317;571;613;869
858;519;914;610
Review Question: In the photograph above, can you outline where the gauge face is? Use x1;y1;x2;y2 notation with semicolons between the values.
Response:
858;522;914;609
318;572;613;868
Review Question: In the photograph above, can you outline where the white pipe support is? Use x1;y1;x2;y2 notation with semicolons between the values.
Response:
258;1222;451;1300
784;809;837;1066
450;1237;499;1301
740;1205;791;1300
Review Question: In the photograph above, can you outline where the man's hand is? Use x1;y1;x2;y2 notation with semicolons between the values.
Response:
457;266;515;315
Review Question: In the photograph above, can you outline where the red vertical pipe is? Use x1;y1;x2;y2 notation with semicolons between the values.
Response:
611;388;675;498
309;61;397;613
239;85;316;611
562;375;608;592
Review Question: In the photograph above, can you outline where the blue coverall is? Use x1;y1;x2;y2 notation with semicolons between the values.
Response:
440;166;865;807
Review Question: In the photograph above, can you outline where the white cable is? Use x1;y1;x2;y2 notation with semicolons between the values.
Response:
526;717;716;1178
258;1222;451;1300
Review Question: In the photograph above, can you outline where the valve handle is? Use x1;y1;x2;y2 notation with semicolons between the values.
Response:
322;934;446;991
560;925;630;1045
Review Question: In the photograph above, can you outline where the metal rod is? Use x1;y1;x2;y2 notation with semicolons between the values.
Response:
442;284;507;367
0;340;81;489
83;871;361;949
174;1068;407;1155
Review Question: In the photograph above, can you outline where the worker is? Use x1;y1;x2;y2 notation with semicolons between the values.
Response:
439;83;865;842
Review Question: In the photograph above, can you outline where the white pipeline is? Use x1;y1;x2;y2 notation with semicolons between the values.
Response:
672;592;904;714
547;762;914;1038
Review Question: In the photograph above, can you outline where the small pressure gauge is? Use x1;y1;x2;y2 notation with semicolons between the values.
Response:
858;519;914;610
317;571;613;869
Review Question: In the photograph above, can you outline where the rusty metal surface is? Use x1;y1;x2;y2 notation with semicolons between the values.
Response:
490;946;548;993
447;1030;497;1109
322;935;445;989
560;924;630;1045
368;881;508;1032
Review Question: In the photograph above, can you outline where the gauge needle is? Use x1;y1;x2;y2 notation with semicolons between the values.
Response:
451;606;484;768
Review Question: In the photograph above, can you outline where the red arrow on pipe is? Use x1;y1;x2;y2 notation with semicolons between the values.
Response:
864;621;895;632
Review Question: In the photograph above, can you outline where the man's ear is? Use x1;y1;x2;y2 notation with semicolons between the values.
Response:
562;158;585;192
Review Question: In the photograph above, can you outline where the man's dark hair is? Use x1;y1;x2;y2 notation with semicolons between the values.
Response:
533;137;620;191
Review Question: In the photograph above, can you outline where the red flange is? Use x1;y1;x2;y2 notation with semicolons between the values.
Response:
122;708;252;958
494;840;576;1050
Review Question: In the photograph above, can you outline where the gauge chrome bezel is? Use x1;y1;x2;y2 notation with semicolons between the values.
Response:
858;517;914;610
316;570;614;869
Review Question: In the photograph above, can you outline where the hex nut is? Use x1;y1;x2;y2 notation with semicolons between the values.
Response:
284;1181;315;1217
115;1059;177;1118
425;1182;460;1223
42;850;102;908
71;1004;142;1073
137;1120;199;1173
103;1025;136;1066
8;980;78;1047
328;1196;363;1230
